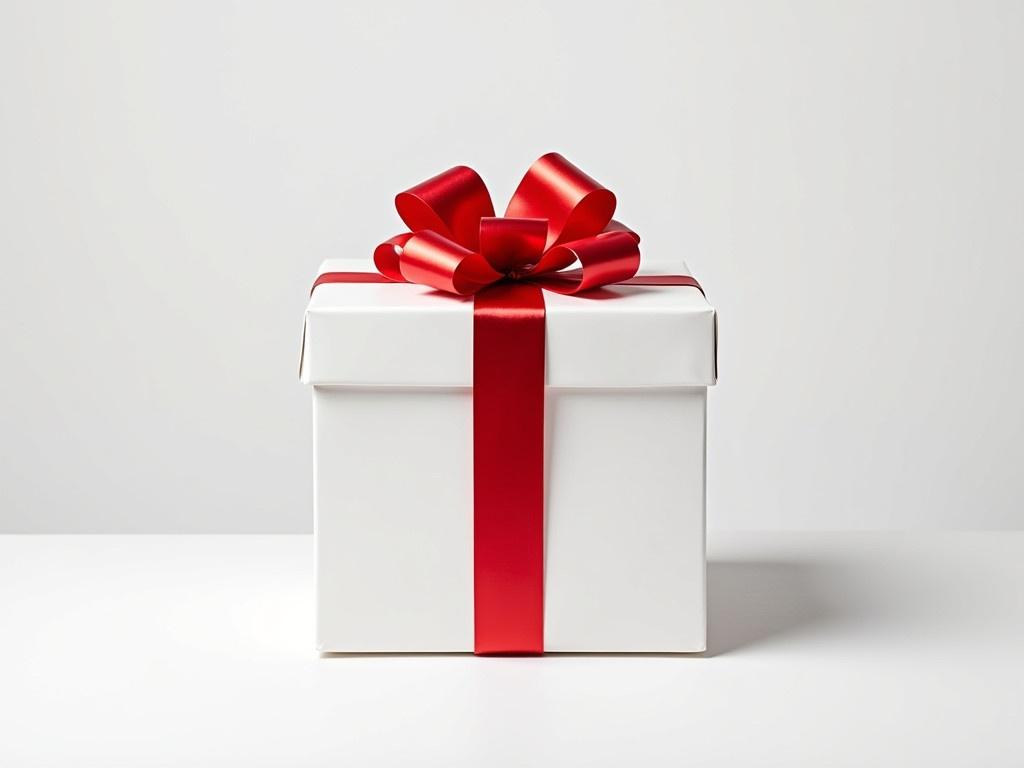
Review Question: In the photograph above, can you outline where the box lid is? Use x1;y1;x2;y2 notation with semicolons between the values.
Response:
300;258;716;388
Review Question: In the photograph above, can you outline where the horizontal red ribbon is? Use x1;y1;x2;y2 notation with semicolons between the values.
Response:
311;270;704;295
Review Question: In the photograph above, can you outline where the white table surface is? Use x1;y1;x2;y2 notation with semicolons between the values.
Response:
1;532;1021;767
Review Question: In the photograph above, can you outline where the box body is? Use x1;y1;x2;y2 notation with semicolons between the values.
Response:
303;259;716;652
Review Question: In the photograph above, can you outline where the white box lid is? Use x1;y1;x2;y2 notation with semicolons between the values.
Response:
300;258;716;388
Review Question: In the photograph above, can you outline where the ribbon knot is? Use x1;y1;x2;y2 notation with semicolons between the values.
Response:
372;153;642;296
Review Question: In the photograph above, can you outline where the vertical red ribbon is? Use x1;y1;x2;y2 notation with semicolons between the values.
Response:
472;283;546;655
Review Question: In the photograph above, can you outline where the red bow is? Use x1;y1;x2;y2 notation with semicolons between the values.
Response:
371;152;642;296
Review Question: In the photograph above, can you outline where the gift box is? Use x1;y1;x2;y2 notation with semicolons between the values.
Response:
300;155;717;654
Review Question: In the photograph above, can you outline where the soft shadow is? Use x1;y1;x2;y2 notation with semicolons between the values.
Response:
707;559;835;656
320;651;471;658
320;560;838;659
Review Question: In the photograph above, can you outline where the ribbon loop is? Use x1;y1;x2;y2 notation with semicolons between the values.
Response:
395;166;495;250
532;231;641;294
400;230;502;296
373;233;413;282
505;152;617;249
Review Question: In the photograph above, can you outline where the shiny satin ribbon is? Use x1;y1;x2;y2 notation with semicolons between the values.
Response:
312;154;704;655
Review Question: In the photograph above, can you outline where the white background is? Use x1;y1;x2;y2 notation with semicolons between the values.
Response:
2;0;1022;532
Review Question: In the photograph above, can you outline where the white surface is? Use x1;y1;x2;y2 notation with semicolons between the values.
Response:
3;2;1024;531
2;532;1021;766
542;387;705;650
303;258;716;387
313;385;707;652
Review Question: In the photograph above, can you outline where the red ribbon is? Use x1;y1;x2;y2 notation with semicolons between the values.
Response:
312;154;703;655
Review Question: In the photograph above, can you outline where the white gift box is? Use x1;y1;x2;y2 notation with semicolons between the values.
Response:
301;257;717;653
